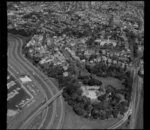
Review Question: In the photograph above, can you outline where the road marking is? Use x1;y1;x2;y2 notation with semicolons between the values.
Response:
8;64;19;74
9;36;64;129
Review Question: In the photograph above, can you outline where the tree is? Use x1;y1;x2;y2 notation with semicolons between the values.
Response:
62;90;70;101
91;108;100;119
68;99;76;106
124;92;131;102
99;109;106;120
78;75;90;85
32;56;41;65
112;109;119;118
92;102;104;110
106;84;115;93
84;103;92;113
87;78;102;86
98;94;106;102
73;106;85;116
85;64;92;73
117;101;128;115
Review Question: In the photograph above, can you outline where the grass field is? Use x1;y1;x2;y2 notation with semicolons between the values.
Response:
95;76;123;89
62;102;122;129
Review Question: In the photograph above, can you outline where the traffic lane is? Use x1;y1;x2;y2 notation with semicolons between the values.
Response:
7;68;47;129
8;38;55;129
16;36;65;129
15;37;57;94
10;35;65;129
41;97;61;129
107;72;135;129
8;55;50;129
8;40;50;100
48;95;65;129
130;75;143;129
129;70;140;129
8;64;20;75
20;87;63;129
107;104;132;129
134;96;143;129
13;39;53;99
9;36;60;128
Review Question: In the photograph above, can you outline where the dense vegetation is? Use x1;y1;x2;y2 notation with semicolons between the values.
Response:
23;40;133;120
9;1;143;120
8;28;34;37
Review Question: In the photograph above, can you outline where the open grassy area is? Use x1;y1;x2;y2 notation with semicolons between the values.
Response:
97;76;123;89
62;102;122;129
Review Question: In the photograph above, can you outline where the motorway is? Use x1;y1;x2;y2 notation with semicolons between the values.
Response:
8;34;65;129
129;68;143;129
8;33;143;129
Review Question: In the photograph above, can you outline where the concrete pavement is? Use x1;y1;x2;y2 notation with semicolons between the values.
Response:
8;35;65;129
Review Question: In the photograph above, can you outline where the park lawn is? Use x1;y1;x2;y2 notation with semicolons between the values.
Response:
96;76;123;89
62;102;122;129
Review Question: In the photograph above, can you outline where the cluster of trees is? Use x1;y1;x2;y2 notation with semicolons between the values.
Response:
8;28;33;37
78;75;102;86
21;19;134;120
62;77;131;120
85;61;126;80
23;45;132;120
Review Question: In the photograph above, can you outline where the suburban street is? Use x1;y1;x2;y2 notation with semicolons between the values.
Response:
8;34;65;129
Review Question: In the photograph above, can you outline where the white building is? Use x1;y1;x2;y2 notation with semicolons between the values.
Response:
7;81;16;89
81;85;100;100
63;72;69;77
7;109;18;117
19;76;32;84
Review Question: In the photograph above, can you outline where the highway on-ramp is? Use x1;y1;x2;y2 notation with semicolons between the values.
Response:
8;34;65;129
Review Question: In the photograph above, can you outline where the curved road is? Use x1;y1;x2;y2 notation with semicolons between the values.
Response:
107;68;141;129
8;37;51;129
8;33;141;129
107;69;136;129
8;34;65;129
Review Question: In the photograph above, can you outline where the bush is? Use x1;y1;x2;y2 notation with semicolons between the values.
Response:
98;94;107;102
91;108;100;119
87;78;102;86
73;104;86;116
112;109;119;118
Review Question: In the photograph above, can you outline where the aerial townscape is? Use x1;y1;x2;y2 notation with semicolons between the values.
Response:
7;1;144;129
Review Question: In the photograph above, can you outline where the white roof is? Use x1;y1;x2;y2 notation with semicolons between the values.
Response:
7;109;18;117
7;81;16;89
63;72;69;77
81;86;99;100
20;76;32;83
87;91;97;100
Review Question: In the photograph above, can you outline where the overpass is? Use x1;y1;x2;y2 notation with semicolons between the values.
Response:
8;34;65;129
32;89;63;117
